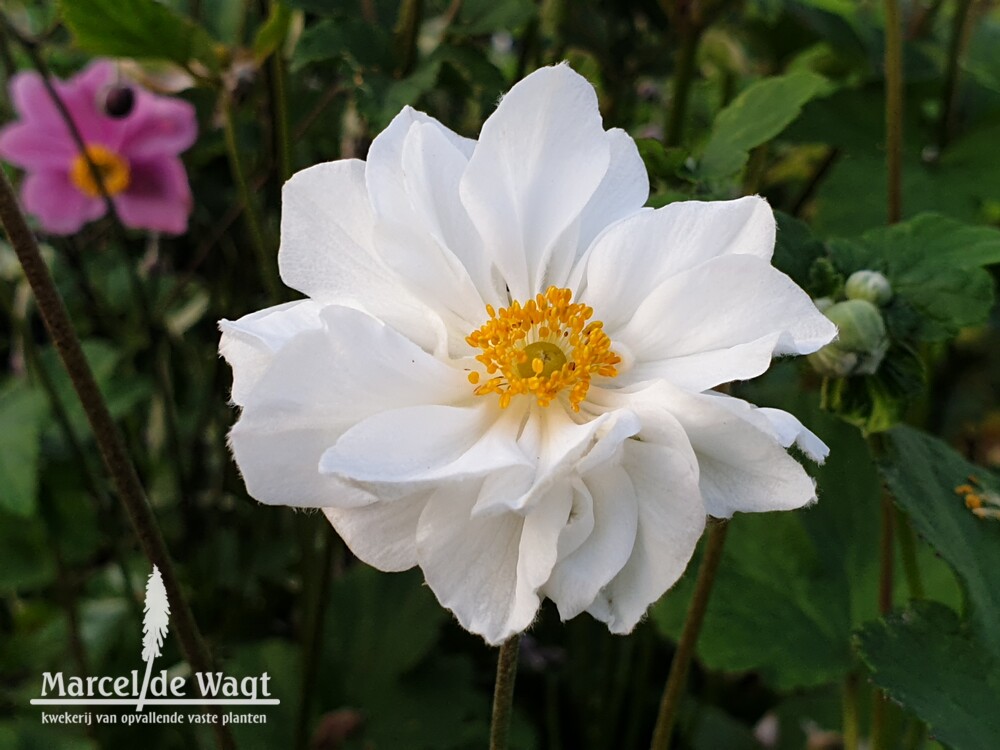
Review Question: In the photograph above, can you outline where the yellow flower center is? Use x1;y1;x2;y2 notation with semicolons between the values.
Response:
466;286;621;412
69;145;130;198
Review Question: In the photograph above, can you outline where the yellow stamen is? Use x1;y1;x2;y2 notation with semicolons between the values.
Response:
465;286;620;412
69;144;130;198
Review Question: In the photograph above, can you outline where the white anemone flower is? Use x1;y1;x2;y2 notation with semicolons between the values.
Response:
220;64;837;645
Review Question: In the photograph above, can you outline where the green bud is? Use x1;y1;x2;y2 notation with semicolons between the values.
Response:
814;296;835;313
844;270;892;306
808;299;889;377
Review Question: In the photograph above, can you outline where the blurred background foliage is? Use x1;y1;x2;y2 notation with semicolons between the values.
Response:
1;0;1000;748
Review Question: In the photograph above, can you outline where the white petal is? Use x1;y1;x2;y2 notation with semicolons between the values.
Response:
319;403;533;499
219;299;326;405
587;440;705;633
460;64;612;299
323;490;431;572
543;466;638;620
614;254;836;391
279;159;446;353
660;386;820;518
471;405;641;516
367;110;497;326
583;196;776;330
229;306;467;508
416;482;571;644
756;408;829;463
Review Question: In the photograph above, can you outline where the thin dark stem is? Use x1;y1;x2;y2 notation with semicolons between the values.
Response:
0;169;236;750
664;27;701;147
392;0;423;78
843;672;860;750
221;95;282;301
650;519;729;750
791;147;841;217
295;522;337;750
489;633;522;750
937;0;973;151
269;0;292;182
884;0;904;224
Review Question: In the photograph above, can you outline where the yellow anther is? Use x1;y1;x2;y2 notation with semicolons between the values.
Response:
466;286;620;411
69;144;131;198
468;371;480;385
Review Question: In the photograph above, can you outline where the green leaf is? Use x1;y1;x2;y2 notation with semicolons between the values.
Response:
291;18;391;72
829;214;1000;341
60;0;219;71
881;426;1000;659
699;70;831;180
773;211;826;290
0;380;47;517
857;601;1000;750
652;511;852;691
454;0;537;35
252;1;291;63
0;511;56;591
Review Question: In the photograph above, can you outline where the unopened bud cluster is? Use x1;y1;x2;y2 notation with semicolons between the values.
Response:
809;271;892;377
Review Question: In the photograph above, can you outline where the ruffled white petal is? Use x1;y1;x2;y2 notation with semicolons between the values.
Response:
542;467;638;620
219;299;326;404
587;440;705;633
756;408;829;463
416;481;571;645
582;196;776;330
612;254;836;391
460;64;612;299
319;403;533;499
323;490;432;572
366;109;498;329
655;386;821;518
228;306;468;508
279;159;447;353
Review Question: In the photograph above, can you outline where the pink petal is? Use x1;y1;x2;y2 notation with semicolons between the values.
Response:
0;122;76;169
113;156;191;234
119;93;197;158
8;62;127;150
21;170;105;235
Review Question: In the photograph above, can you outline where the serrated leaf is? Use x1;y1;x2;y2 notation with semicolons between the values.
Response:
881;426;1000;659
61;0;220;71
699;70;831;180
0;381;47;517
773;211;826;290
290;18;391;72
857;601;1000;750
652;511;852;691
829;213;1000;341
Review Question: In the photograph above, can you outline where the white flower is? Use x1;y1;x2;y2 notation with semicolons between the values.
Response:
220;64;837;645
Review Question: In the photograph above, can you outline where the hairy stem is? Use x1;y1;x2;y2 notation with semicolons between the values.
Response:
221;95;281;301
0;169;236;750
650;519;729;750
937;0;973;150
884;0;904;224
842;672;860;750
489;633;522;750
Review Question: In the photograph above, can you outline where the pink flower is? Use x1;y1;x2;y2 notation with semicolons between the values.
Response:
0;60;197;235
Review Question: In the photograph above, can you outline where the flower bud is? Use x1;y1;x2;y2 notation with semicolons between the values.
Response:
101;84;135;118
808;299;889;377
814;296;835;313
844;270;892;306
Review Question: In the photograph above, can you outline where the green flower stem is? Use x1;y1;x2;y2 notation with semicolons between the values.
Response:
884;0;904;224
489;633;522;750
937;0;973;150
222;95;282;302
664;25;701;147
392;0;423;79
0;169;236;750
270;0;293;182
650;518;730;750
842;672;860;750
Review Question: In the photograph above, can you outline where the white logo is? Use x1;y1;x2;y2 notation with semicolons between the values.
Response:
31;566;279;719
